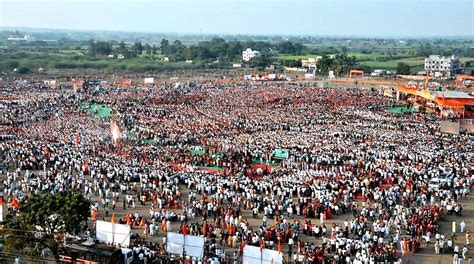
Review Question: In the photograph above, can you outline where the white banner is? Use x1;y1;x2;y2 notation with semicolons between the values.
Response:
114;222;131;247
95;220;130;247
243;245;283;264
166;232;205;258
96;220;114;244
167;232;185;256
144;77;155;84
185;235;205;258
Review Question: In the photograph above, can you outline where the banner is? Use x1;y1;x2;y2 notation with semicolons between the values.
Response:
120;78;132;88
166;232;205;258
243;245;283;264
96;220;130;247
383;89;393;98
144;77;155;84
114;222;131;247
96;220;114;244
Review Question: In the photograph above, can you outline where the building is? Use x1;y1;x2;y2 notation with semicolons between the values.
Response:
424;55;460;78
242;48;260;62
371;69;393;77
301;57;321;69
7;34;32;41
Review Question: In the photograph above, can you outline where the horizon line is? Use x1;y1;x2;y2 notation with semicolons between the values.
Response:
1;26;473;40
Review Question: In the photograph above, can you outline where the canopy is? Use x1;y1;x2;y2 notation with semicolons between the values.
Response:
274;149;289;159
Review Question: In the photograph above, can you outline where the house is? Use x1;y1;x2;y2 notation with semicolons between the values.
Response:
117;54;125;59
301;57;321;69
107;54;114;58
242;48;260;62
232;63;242;68
185;60;193;63
162;57;170;62
424;55;460;78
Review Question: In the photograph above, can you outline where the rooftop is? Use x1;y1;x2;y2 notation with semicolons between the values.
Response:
434;91;473;99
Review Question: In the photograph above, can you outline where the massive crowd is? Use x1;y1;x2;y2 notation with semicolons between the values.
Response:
0;81;472;264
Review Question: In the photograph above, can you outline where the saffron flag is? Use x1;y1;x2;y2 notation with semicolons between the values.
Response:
111;213;116;224
110;121;121;147
182;224;188;236
11;199;19;209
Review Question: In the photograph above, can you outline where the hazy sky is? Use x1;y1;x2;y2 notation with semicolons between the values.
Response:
0;0;472;37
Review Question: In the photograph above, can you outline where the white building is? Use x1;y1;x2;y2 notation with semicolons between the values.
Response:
7;34;32;41
424;55;460;78
242;48;260;62
301;57;320;69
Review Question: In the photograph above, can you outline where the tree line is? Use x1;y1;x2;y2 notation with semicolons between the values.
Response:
88;40;158;58
159;38;306;62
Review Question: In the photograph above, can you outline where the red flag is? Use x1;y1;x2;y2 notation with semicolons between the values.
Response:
278;240;282;253
260;239;265;252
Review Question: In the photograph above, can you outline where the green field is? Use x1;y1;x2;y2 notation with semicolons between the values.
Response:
275;52;474;73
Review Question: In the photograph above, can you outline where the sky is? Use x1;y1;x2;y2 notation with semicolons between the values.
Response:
0;0;472;37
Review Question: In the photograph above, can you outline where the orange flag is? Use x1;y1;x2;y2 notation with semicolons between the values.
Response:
162;219;167;232
278;240;282;253
139;219;145;228
182;224;188;236
124;214;131;225
11;199;19;209
91;209;97;220
202;221;207;237
111;213;116;224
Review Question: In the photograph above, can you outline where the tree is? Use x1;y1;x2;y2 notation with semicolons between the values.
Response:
144;44;152;55
396;62;411;75
19;190;90;235
316;55;333;73
160;39;171;55
17;66;31;74
131;42;143;57
249;55;271;68
282;59;302;67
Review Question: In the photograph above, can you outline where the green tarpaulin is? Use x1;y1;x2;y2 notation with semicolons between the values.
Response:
96;107;112;117
387;107;414;114
81;102;112;117
143;139;158;146
274;149;289;159
191;149;206;156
